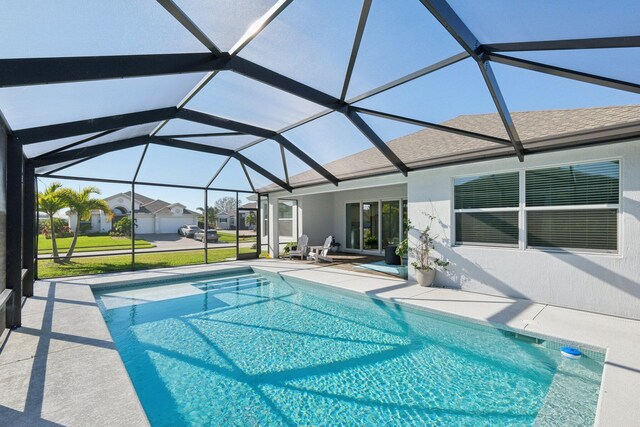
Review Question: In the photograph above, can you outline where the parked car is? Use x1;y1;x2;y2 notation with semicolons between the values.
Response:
178;225;201;238
194;229;219;243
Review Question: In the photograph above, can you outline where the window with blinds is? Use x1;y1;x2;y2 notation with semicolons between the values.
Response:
453;160;620;252
525;161;619;252
454;172;519;246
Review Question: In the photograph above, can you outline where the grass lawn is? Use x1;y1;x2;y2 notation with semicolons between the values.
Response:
216;230;257;243
37;247;259;279
38;235;155;254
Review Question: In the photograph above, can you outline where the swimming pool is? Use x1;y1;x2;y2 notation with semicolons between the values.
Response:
94;269;603;426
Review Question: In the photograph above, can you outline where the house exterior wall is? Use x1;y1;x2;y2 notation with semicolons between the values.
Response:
298;193;334;246
216;213;230;230
91;212;111;233
267;142;640;319
408;140;640;320
69;212;110;233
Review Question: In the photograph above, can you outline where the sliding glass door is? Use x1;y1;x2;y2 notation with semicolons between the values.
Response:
345;199;405;253
381;200;400;248
346;203;360;250
363;202;379;250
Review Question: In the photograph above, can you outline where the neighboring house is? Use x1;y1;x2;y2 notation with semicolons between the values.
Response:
67;191;198;234
239;203;258;231
215;211;235;230
215;203;257;230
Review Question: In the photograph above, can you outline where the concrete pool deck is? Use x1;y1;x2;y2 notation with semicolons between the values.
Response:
1;259;638;426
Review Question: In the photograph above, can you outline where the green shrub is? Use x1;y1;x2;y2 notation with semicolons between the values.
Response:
283;241;297;254
39;218;69;235
364;235;378;247
113;217;136;237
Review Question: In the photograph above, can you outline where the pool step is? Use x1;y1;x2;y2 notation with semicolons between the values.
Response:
534;357;602;426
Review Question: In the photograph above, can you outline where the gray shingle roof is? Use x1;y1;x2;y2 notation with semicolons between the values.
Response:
140;199;170;213
123;191;155;205
267;105;640;191
110;193;198;215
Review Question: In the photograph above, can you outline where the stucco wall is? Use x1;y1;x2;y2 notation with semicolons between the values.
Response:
0;124;6;331
408;141;640;319
298;193;334;246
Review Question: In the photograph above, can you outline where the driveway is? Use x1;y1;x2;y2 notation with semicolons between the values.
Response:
137;233;207;251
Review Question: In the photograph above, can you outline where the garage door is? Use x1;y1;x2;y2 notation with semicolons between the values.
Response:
158;217;193;234
136;217;155;234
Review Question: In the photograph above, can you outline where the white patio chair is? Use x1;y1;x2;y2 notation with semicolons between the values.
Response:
288;234;309;260
309;235;334;263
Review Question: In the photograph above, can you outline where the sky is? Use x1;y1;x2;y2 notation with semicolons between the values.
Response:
4;0;640;207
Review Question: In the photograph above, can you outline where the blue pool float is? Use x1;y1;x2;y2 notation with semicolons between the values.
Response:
561;346;582;359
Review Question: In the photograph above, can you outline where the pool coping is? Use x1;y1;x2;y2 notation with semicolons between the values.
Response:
2;259;638;426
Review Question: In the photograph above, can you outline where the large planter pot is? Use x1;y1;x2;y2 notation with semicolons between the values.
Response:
415;268;436;287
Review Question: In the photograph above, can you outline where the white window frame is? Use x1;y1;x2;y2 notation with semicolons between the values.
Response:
277;199;298;242
523;158;621;254
452;170;520;248
452;157;622;254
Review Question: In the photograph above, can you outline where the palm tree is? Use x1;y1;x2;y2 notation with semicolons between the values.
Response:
59;186;112;262
38;182;65;263
196;206;218;228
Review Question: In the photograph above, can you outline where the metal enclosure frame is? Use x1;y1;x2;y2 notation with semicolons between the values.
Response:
2;1;640;327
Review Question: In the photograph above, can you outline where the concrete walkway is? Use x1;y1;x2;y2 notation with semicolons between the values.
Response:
1;259;638;426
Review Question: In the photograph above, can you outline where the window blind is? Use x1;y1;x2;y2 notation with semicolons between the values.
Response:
527;209;618;251
455;212;519;246
454;172;519;209
526;161;619;207
453;161;619;252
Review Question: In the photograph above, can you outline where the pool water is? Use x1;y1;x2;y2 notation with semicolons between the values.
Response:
94;270;603;426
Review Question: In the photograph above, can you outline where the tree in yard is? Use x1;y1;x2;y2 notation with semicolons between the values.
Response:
214;196;236;215
245;211;257;229
196;206;218;228
114;217;136;236
59;186;112;262
38;182;66;263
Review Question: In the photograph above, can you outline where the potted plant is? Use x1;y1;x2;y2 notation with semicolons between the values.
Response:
283;241;297;255
331;241;341;253
395;237;409;279
409;213;449;286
